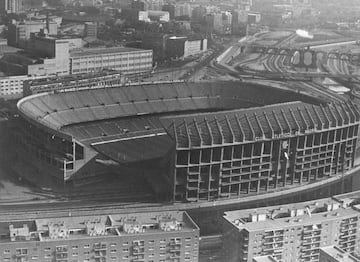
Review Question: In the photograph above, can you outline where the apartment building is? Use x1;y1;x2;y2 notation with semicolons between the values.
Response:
0;211;199;262
223;197;360;262
319;246;359;262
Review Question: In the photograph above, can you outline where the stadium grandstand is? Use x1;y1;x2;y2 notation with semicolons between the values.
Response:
16;81;360;202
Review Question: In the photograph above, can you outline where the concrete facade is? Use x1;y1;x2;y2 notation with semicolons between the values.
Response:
0;0;23;14
0;211;199;262
69;47;153;75
223;198;360;262
26;35;70;76
184;39;207;58
319;246;359;262
84;22;97;38
8;21;58;47
0;75;29;99
139;10;170;22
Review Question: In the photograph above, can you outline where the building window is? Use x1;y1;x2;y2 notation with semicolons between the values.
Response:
84;244;90;248
72;246;78;249
3;250;10;254
123;248;129;252
32;256;39;260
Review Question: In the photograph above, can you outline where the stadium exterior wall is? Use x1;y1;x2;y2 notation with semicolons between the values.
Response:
14;81;360;204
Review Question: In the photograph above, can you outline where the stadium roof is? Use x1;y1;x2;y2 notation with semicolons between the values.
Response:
161;101;360;148
17;81;358;163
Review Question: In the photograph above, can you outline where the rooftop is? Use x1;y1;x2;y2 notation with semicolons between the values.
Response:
253;256;278;262
70;46;152;57
224;195;360;232
0;211;198;243
320;246;359;262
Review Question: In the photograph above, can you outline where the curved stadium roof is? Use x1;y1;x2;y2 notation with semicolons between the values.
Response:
18;81;358;164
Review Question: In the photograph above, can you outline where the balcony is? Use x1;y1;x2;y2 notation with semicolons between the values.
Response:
132;255;145;262
94;243;107;251
170;246;181;252
132;247;145;255
170;240;182;246
170;253;181;259
95;251;107;258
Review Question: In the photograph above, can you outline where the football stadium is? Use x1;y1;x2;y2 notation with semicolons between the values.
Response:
16;81;360;202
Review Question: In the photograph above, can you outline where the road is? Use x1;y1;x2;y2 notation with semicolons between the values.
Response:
214;32;353;103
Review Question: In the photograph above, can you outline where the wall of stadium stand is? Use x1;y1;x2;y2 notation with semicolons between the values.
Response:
14;81;360;205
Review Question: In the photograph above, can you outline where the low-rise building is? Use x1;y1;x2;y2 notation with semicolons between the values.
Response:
0;75;29;99
223;197;360;262
0;211;200;262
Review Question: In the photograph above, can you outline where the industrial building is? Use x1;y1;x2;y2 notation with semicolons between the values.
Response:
15;81;360;203
0;211;199;262
222;196;360;262
69;47;153;75
1;33;152;78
